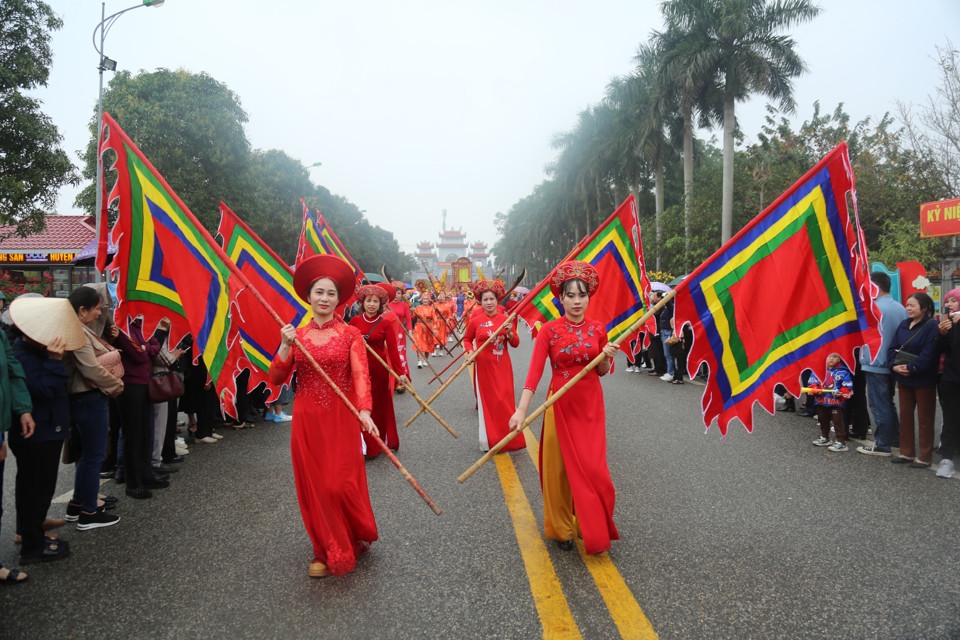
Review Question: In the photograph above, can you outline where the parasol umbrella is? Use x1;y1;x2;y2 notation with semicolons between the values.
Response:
668;274;687;287
649;281;671;292
513;286;530;295
363;272;386;283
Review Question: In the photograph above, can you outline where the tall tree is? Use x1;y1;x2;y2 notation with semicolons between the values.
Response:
652;8;722;269
77;69;252;231
660;0;819;243
0;0;77;235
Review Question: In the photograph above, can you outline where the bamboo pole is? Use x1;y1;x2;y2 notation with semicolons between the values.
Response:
239;283;442;515
361;338;458;438
404;308;521;427
457;290;676;483
428;269;526;385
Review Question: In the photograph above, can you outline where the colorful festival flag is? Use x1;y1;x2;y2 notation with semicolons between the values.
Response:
100;112;245;415
517;195;651;355
296;201;364;306
673;142;880;434
297;202;363;276
217;202;311;401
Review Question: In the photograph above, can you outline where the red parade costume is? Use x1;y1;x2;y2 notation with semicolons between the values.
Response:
523;317;619;555
350;312;404;453
269;318;378;576
412;304;438;353
432;301;451;346
464;311;525;452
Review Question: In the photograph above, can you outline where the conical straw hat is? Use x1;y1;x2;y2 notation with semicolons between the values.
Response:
9;297;86;351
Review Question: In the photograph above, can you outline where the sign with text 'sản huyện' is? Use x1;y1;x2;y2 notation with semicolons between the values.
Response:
920;197;960;238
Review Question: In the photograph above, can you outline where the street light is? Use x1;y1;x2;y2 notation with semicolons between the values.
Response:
92;0;165;280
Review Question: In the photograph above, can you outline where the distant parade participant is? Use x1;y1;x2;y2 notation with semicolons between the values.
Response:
411;292;438;368
463;280;525;453
462;291;477;319
431;293;452;355
350;284;409;455
271;255;379;579
387;282;412;375
508;261;620;555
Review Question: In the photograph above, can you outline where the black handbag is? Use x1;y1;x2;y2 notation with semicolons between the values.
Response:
61;426;82;464
892;321;926;367
893;350;920;366
148;353;185;403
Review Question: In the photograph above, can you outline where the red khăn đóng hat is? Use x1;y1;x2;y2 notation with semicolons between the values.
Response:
549;260;600;298
473;279;505;300
293;255;357;304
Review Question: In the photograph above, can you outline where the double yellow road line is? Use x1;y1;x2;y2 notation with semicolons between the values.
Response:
494;431;658;639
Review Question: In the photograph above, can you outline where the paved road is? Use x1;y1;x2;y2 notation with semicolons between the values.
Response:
1;336;958;639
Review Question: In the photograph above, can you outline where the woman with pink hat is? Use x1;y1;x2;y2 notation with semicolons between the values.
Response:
509;261;620;555
270;255;378;579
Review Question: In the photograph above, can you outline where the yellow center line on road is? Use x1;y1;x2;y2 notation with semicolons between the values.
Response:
494;454;582;639
520;428;659;640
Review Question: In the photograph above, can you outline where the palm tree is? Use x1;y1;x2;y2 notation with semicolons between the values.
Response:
652;11;722;270
661;0;820;243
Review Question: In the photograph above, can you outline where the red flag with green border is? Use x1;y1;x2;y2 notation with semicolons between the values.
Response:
101;112;244;416
673;142;880;434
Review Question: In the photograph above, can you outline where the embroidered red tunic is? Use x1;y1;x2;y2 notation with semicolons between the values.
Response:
464;311;525;452
269;318;378;576
350;312;404;454
523;317;619;554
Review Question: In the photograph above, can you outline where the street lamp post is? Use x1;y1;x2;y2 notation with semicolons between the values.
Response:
92;0;165;280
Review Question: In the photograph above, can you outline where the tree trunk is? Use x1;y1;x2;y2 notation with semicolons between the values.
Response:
722;96;736;244
683;105;694;273
655;161;664;272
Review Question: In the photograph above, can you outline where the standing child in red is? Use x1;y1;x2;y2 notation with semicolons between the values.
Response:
808;352;855;452
463;280;525;452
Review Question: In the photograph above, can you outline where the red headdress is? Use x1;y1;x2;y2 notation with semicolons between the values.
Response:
549;260;600;298
293;255;356;304
357;283;389;306
473;279;505;300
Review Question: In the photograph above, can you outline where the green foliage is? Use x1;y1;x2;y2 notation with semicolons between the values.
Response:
870;217;947;268
74;69;412;275
0;0;77;236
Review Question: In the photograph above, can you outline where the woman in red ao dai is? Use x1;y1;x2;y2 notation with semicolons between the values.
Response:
349;284;409;455
463;280;525;452
270;256;379;579
509;261;620;555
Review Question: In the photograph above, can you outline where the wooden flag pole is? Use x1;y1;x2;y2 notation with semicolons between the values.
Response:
404;306;523;427
235;280;442;515
400;321;445;380
427;268;527;385
361;339;458;438
457;290;676;483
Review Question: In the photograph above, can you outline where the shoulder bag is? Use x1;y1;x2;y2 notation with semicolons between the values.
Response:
148;352;185;403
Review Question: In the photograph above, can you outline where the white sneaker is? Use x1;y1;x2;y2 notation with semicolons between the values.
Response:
660;373;674;382
175;437;186;446
195;436;218;444
625;366;636;373
175;446;190;456
275;412;292;423
211;433;224;440
936;459;955;478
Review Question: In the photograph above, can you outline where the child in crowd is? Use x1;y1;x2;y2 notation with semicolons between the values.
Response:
808;352;854;452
